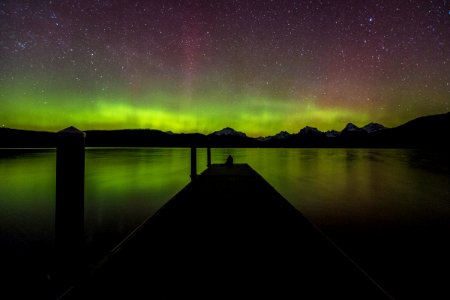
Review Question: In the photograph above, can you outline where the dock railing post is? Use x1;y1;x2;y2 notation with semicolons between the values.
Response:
190;146;197;180
55;126;85;284
207;147;211;167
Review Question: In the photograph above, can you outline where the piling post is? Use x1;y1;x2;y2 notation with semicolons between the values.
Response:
207;147;211;167
55;126;85;283
190;146;197;180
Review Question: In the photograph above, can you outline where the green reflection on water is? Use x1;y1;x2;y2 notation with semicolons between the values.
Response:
1;147;448;248
0;149;56;245
1;147;449;299
84;148;194;255
207;148;449;227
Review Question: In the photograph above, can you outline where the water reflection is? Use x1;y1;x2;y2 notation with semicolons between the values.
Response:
84;148;193;259
0;148;448;299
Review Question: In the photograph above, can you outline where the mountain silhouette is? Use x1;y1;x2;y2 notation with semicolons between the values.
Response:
369;112;450;148
211;127;247;137
362;123;386;133
0;112;448;148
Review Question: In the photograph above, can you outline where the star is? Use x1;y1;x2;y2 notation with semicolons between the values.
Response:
0;0;447;134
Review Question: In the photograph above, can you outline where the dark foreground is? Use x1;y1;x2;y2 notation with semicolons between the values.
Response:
64;164;391;299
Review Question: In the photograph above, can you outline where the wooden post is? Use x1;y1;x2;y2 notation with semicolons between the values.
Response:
190;146;197;180
207;147;211;167
55;126;85;282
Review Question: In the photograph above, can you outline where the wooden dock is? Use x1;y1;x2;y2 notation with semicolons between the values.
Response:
64;164;390;299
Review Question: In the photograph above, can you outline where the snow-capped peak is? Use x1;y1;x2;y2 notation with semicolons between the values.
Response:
272;131;291;139
342;123;361;132
212;127;247;137
258;131;292;141
299;126;322;135
325;130;340;138
361;122;386;133
258;131;291;142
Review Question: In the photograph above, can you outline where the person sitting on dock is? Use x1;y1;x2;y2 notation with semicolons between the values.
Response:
225;154;233;167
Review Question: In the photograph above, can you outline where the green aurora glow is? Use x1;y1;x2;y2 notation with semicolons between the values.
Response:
0;1;448;137
1;77;447;137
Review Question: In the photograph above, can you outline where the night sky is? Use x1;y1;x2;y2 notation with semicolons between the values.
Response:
1;0;449;137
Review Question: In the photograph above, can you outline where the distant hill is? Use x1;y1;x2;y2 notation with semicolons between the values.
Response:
0;128;56;148
369;112;450;148
0;112;448;148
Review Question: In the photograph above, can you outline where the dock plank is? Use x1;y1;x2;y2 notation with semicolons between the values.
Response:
66;164;390;299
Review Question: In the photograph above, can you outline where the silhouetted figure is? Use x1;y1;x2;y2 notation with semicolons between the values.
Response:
225;154;233;167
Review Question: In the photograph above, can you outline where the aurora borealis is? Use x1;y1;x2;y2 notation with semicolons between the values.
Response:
0;0;448;137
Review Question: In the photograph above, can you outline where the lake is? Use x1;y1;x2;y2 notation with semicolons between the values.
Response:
0;148;449;299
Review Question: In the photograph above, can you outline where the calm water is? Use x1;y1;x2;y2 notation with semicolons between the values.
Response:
0;148;449;298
